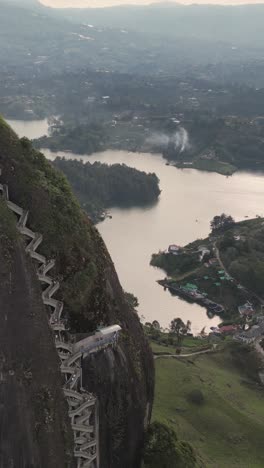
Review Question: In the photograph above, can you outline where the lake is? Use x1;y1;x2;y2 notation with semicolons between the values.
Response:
7;118;264;333
7;118;50;140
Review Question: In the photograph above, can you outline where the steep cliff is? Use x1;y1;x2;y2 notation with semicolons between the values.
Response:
0;199;73;468
0;117;154;467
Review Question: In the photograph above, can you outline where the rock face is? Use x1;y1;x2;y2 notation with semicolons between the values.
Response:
0;200;73;468
0;118;154;467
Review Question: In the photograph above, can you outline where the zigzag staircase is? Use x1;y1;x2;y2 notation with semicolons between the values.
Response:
0;182;99;468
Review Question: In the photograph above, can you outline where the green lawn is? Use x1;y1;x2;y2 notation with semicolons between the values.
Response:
153;347;264;467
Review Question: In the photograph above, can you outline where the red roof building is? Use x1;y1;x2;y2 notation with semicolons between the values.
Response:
219;325;237;335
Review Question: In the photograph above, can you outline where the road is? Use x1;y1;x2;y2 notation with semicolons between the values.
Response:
213;242;227;273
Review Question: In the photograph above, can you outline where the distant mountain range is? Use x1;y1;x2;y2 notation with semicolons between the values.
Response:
54;2;264;48
2;0;264;85
3;0;264;49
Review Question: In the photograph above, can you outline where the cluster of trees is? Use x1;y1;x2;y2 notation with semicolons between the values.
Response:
124;292;139;309
170;318;192;346
35;123;106;155
150;251;200;277
145;318;192;349
218;218;264;297
53;157;160;222
143;422;198;468
210;213;235;233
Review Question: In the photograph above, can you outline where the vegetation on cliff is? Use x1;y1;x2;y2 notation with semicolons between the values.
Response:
0;197;18;256
0;118;154;468
53;157;160;222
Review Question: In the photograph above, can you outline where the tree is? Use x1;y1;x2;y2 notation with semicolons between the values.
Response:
143;422;197;468
219;230;235;250
144;320;161;341
186;320;192;334
145;322;152;328
170;318;191;345
143;422;178;468
152;320;161;330
125;291;139;309
187;389;205;405
210;213;235;233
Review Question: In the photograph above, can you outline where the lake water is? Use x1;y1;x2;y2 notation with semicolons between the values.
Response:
7;118;50;140
7;119;264;333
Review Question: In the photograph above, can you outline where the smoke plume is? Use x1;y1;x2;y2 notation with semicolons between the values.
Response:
146;127;190;153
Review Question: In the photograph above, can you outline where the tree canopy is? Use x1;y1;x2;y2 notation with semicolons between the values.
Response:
143;422;197;468
210;213;235;233
53;157;160;222
170;318;191;345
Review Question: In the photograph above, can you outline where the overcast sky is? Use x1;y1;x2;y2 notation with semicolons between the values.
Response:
40;0;264;8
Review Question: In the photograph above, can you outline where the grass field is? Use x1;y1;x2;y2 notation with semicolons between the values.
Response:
150;337;209;355
175;159;236;175
153;346;264;467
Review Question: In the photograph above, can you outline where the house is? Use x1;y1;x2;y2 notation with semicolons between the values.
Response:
181;283;198;292
208;258;218;266
238;302;255;317
235;324;262;344
256;315;264;324
168;244;181;255
198;246;210;261
219;325;237;336
234;334;255;345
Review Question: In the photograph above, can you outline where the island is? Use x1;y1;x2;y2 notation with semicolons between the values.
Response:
53;157;161;222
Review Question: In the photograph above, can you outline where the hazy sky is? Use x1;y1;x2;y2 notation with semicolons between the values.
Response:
40;0;264;8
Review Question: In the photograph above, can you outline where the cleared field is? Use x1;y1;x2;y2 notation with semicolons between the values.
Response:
153;346;264;467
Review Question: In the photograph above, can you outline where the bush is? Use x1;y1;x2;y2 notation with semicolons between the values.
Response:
143;422;178;468
187;389;205;405
143;422;198;468
174;441;198;468
228;341;262;382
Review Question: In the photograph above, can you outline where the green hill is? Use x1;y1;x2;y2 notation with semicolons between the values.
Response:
153;343;264;467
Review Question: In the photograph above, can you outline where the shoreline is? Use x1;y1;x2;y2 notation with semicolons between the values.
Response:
37;142;264;177
158;279;224;317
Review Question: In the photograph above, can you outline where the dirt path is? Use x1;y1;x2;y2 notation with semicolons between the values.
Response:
154;348;214;360
171;267;201;282
213;242;227;273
